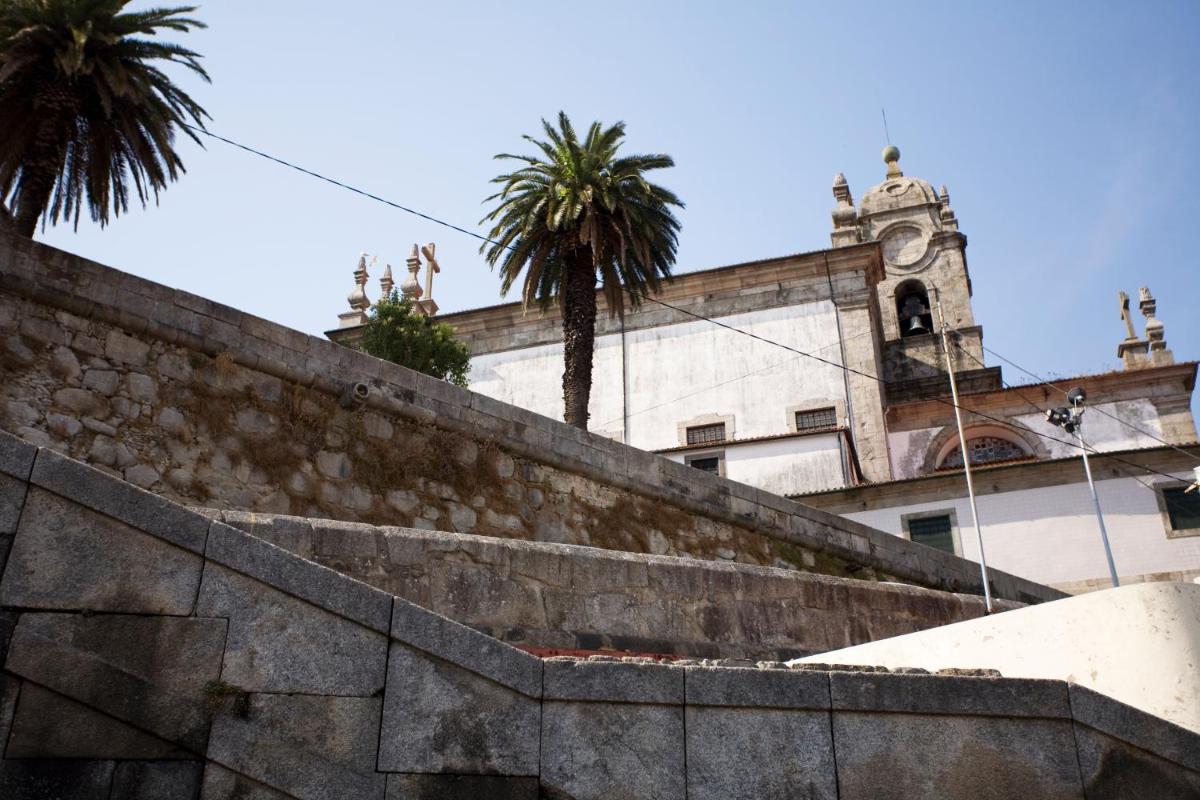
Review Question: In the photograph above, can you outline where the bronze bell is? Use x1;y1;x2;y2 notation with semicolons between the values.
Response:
907;315;928;334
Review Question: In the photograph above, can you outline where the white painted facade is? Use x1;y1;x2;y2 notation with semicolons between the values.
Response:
842;472;1200;590
470;302;852;469
661;431;850;498
886;399;1169;480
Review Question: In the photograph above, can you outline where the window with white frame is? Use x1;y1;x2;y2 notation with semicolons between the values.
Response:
686;450;720;474
903;512;957;555
1160;486;1200;536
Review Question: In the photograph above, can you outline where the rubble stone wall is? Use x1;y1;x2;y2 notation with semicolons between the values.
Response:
0;433;1195;799
0;233;1060;602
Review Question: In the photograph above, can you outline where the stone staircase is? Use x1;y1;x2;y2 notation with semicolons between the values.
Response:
1;429;1197;799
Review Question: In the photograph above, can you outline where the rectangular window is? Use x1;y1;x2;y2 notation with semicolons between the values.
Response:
686;423;726;446
688;456;721;475
795;407;838;432
1163;487;1200;531
906;514;956;554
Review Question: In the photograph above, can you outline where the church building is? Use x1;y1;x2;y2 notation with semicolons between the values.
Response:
331;147;1200;593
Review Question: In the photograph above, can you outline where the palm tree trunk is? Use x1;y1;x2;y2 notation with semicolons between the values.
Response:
12;162;56;238
13;85;75;238
561;247;598;429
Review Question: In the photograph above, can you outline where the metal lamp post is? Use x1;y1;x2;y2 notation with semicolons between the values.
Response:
1047;388;1119;588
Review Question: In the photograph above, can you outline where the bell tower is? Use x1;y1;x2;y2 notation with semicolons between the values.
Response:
829;146;1000;402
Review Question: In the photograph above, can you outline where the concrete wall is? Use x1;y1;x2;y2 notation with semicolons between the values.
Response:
841;474;1200;589
211;509;1012;662
0;232;1060;603
1;433;1196;799
792;582;1200;735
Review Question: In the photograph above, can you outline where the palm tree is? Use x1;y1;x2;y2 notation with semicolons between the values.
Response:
481;112;683;429
0;1;209;237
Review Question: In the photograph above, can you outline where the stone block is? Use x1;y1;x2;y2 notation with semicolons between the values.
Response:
385;774;539;799
6;683;190;759
110;761;204;800
200;764;293;800
1073;723;1200;799
0;759;115;800
105;329;151;365
541;701;686;800
205;521;391;634
1068;684;1200;773
0;429;36;480
686;706;837;800
206;693;385;800
0;533;12;581
543;658;683;704
196;562;386;695
392;597;542;697
29;448;209;554
832;712;1083;800
4;613;226;752
830;671;1071;719
0;673;18;753
0;487;203;614
685;665;829;709
378;641;540;775
217;510;314;558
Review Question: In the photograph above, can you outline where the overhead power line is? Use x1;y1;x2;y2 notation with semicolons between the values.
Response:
950;339;1180;493
190;124;1198;486
978;343;1200;463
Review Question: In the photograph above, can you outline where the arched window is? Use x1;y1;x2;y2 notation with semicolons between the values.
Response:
939;436;1030;469
895;280;933;337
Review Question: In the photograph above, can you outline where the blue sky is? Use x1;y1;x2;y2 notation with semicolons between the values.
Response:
36;0;1200;392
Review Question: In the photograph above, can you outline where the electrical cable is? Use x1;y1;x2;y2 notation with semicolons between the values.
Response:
188;123;1199;486
949;338;1195;487
980;343;1200;463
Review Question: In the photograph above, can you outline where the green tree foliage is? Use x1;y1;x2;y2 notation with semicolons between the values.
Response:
480;112;682;429
0;0;210;236
360;292;471;387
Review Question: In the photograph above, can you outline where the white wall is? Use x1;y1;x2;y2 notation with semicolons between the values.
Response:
469;302;849;453
843;473;1200;588
663;432;847;497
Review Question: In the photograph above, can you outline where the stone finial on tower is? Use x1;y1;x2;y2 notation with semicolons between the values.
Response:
337;253;372;329
883;145;903;179
830;173;862;247
379;263;394;302
938;185;958;231
401;244;423;301
1139;286;1174;366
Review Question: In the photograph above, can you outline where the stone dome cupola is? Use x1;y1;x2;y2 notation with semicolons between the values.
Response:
859;145;940;219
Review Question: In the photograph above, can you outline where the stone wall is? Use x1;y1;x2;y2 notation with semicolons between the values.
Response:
0;232;1060;603
0;433;1196;799
212;509;1017;661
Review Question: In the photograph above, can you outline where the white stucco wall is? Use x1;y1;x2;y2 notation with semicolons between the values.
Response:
662;432;846;497
887;399;1167;480
843;473;1200;588
468;302;849;453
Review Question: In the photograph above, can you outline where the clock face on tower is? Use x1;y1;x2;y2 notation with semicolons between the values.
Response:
881;225;928;268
